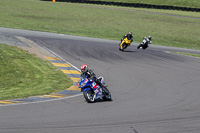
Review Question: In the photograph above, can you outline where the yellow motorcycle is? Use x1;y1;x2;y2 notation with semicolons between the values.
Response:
119;37;132;51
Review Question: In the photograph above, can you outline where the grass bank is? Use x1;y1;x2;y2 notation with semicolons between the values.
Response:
0;43;73;100
92;0;200;8
171;51;200;58
0;0;200;49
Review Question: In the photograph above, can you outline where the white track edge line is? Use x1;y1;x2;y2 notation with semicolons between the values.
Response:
43;47;81;72
0;94;82;107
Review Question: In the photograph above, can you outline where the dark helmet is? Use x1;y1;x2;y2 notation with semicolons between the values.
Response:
81;64;88;74
127;32;133;39
148;36;151;40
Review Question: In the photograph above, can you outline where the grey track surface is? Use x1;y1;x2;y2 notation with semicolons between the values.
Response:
1;27;200;133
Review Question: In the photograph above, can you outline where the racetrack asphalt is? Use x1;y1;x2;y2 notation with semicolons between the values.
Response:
0;27;200;133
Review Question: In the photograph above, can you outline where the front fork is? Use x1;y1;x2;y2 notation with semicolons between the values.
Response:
120;41;125;50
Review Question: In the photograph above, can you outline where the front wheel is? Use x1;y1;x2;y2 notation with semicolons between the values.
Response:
102;87;112;101
119;42;127;51
83;90;95;103
142;44;148;50
121;43;128;51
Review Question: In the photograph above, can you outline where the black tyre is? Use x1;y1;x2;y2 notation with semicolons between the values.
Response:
119;42;123;51
142;44;148;50
83;90;95;103
137;44;142;49
121;44;125;51
121;44;128;51
102;87;112;101
142;45;147;50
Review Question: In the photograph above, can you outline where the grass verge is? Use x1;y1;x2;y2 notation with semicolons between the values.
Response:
0;0;200;50
0;43;73;100
171;51;200;58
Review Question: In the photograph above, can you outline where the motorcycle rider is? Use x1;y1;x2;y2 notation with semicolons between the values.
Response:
137;35;152;49
119;32;133;51
80;64;103;88
121;32;133;42
148;35;152;44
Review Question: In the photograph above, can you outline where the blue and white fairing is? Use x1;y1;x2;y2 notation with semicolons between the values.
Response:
78;77;93;92
78;77;103;99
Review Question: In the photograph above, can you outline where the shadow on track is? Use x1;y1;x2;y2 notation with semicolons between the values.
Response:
84;99;113;104
120;50;136;52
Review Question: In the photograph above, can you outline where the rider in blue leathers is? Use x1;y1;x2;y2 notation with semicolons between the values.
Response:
81;64;103;88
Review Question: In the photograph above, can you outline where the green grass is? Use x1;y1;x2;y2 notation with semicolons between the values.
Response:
171;51;200;57
0;0;200;50
0;43;73;100
92;0;200;8
0;0;199;49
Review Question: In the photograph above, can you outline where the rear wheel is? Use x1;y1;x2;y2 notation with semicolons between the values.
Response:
83;90;95;103
137;44;142;49
102;87;112;101
143;44;148;49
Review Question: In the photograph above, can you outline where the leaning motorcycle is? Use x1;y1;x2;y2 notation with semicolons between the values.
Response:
137;39;150;50
137;42;149;49
119;37;132;51
78;76;112;103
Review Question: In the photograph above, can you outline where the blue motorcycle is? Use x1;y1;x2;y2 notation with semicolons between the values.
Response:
78;76;112;103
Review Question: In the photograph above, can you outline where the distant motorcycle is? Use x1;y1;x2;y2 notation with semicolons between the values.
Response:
78;76;112;103
137;37;152;50
119;37;132;51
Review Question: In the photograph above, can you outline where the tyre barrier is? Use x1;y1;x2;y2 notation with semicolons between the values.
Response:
44;0;200;12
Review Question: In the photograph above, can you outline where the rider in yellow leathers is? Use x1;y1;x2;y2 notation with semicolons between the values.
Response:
119;32;133;51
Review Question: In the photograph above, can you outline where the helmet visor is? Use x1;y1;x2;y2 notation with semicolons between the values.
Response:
81;69;85;73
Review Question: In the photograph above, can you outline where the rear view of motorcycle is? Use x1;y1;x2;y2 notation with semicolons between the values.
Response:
78;76;112;103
